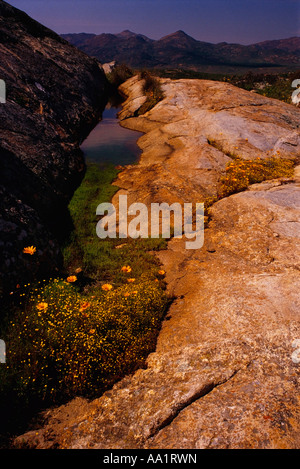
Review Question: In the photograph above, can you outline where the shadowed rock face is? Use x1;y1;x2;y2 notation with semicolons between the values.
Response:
0;1;109;293
14;78;300;449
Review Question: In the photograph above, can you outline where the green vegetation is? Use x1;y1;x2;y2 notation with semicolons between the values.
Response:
62;163;120;278
2;276;167;405
228;70;300;104
152;68;227;82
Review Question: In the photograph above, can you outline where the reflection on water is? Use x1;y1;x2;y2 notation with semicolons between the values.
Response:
80;104;143;166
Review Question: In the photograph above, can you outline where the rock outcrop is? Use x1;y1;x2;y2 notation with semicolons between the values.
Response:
0;0;108;293
14;77;300;449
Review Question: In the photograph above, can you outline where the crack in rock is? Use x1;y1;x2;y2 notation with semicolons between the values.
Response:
147;368;241;440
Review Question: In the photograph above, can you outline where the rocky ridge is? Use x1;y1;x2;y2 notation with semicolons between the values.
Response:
14;76;300;449
62;30;300;73
0;0;109;293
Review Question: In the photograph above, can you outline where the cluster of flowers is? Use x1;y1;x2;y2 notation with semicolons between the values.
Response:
218;156;295;198
6;248;168;402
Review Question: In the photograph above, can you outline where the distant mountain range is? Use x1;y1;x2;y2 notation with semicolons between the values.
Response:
61;30;300;73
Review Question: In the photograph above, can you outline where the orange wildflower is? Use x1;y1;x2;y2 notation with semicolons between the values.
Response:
79;302;91;312
102;284;113;291
67;275;77;283
23;246;36;255
158;270;165;275
127;278;135;283
121;265;132;273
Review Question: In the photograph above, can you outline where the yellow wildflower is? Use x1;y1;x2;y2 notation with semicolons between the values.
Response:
36;302;48;311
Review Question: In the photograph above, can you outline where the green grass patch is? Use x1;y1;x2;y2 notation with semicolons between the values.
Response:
62;163;120;277
63;163;168;283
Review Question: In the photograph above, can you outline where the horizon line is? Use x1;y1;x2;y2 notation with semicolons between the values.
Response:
61;29;300;47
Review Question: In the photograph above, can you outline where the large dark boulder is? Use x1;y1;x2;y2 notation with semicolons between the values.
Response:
0;0;109;294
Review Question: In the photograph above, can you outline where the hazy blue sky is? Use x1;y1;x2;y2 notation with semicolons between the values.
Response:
7;0;300;44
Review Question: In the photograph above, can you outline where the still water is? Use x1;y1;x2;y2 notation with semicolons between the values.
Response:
81;105;143;166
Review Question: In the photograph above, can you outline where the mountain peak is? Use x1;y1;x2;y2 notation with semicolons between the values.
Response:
117;29;136;37
115;30;153;42
174;30;191;36
159;30;197;42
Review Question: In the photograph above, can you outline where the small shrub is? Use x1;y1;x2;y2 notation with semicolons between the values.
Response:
140;70;161;95
137;70;164;115
107;64;134;87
